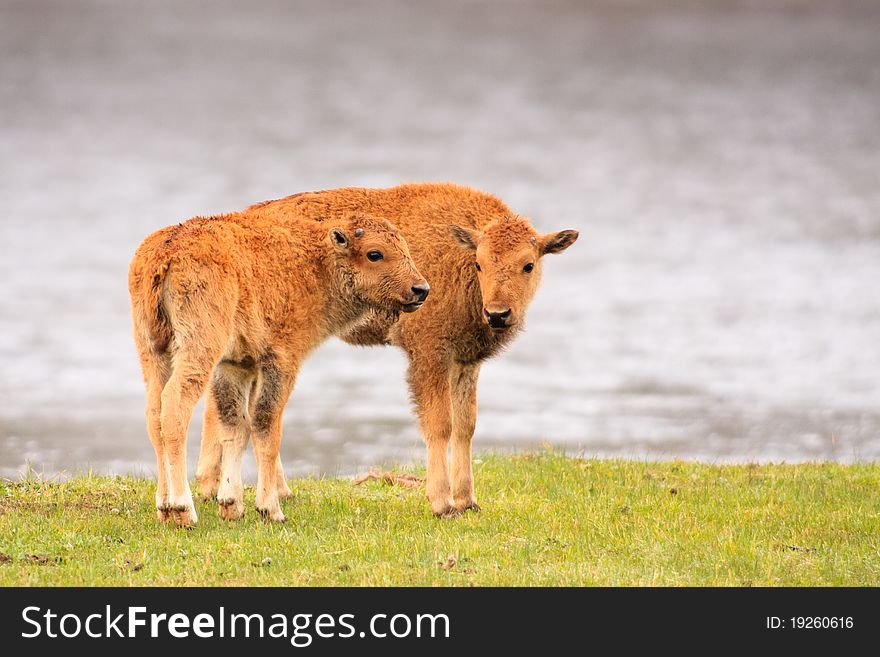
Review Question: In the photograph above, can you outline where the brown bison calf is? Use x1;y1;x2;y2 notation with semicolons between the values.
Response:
199;183;578;517
129;210;428;526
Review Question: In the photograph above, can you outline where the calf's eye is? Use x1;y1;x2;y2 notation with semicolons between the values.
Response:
367;251;383;262
523;262;534;273
475;262;481;271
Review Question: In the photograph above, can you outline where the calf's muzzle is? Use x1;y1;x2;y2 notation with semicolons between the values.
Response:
484;306;512;329
402;280;430;312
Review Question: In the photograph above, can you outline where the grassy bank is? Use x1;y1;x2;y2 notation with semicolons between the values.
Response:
1;453;878;586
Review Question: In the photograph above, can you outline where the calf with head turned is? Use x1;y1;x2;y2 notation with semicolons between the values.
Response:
128;209;427;526
198;183;578;517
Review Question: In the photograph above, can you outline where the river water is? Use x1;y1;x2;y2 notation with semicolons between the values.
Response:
1;0;879;479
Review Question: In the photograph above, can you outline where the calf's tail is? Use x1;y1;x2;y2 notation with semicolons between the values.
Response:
144;262;173;354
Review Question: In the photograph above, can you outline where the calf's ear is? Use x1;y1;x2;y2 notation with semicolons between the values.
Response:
330;227;350;251
448;225;479;250
540;229;579;255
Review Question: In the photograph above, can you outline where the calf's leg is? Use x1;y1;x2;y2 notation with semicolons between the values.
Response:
450;362;481;512
216;425;249;521
250;357;295;522
208;365;255;521
138;351;172;521
275;456;292;498
408;355;457;517
195;404;223;499
160;346;222;527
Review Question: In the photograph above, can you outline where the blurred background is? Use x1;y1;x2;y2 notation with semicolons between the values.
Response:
1;0;879;479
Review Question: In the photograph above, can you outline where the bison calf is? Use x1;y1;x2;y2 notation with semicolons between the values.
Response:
129;210;427;526
204;183;578;517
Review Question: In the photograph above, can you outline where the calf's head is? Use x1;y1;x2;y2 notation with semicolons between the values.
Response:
449;217;578;331
329;214;429;313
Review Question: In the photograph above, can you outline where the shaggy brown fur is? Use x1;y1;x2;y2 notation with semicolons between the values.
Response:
199;183;578;517
129;209;427;526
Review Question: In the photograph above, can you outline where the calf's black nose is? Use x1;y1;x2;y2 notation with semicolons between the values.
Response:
411;282;430;303
484;308;512;328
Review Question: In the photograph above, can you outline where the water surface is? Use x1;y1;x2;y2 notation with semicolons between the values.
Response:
1;0;879;478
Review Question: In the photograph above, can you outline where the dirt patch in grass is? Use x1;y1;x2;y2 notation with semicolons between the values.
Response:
773;543;816;553
353;471;424;488
23;554;61;565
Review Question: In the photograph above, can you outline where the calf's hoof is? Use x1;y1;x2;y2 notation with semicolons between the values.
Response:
432;504;461;519
429;494;459;518
277;479;293;499
171;504;198;528
456;502;481;513
196;476;220;500
156;506;173;523
257;505;286;523
218;497;244;521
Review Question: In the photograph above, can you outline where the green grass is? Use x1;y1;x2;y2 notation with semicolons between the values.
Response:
1;453;879;586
